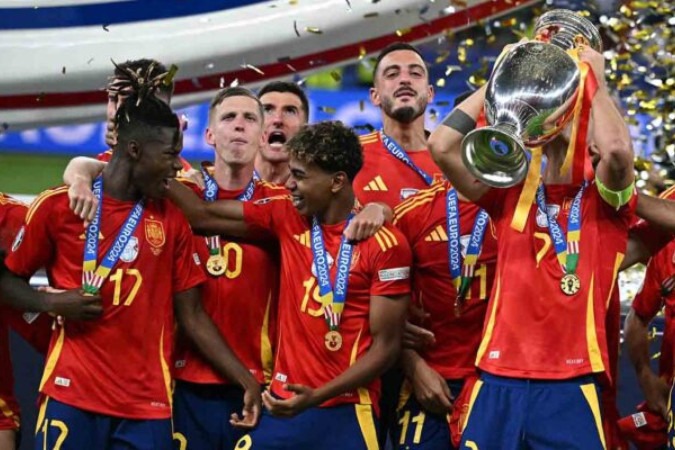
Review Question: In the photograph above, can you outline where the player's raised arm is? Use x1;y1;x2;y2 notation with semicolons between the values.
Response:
636;194;675;233
63;156;107;221
173;287;262;428
166;179;248;237
581;46;634;203
428;85;490;202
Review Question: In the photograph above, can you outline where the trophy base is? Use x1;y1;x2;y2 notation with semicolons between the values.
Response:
461;126;529;188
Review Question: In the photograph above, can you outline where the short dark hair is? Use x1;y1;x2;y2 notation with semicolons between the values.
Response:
115;92;179;148
108;58;174;101
287;121;363;181
372;42;426;79
208;87;264;123
258;81;310;119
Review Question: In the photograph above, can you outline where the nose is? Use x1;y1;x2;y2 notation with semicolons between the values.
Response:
285;177;296;191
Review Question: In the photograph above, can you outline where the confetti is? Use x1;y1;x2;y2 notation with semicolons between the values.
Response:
330;71;342;82
163;64;178;86
319;106;336;114
61;66;66;75
293;21;300;37
305;26;323;34
396;28;412;37
242;64;265;75
436;78;446;87
359;100;365;111
358;46;367;60
435;51;451;64
363;12;379;19
102;24;109;32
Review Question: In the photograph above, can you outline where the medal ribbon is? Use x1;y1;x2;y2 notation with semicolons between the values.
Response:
535;181;586;276
446;187;490;299
310;215;354;331
381;132;434;186
201;164;259;256
82;176;144;294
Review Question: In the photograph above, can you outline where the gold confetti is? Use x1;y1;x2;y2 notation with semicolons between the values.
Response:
358;46;367;60
396;28;412;37
435;51;450;64
450;0;467;7
319;106;336;114
163;64;178;86
458;46;467;64
436;78;446;87
305;26;323;34
330;71;342;82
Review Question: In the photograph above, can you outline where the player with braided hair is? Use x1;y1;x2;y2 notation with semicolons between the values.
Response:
3;91;261;450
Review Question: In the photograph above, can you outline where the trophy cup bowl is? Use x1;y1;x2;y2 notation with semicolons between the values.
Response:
461;9;602;188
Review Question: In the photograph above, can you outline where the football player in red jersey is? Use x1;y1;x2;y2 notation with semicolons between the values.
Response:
255;81;310;185
354;42;444;210
1;91;260;450
165;121;411;449
429;37;635;449
392;181;498;449
170;87;286;450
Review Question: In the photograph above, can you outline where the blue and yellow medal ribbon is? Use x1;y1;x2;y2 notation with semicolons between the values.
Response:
381;131;434;186
82;176;144;294
310;215;355;331
446;187;489;314
535;181;586;276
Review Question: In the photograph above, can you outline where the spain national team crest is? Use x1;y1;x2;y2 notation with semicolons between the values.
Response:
145;219;165;255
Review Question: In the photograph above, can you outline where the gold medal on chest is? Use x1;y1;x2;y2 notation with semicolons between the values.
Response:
324;331;343;352
206;254;226;276
560;273;581;296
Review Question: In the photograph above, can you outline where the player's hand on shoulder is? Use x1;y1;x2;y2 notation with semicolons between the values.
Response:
42;287;103;321
262;384;317;417
181;168;205;189
230;383;262;429
409;358;454;415
345;203;389;241
68;178;98;223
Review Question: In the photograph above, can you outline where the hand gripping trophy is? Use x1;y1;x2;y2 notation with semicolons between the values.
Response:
461;9;603;188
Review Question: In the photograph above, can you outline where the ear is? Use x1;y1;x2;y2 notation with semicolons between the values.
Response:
331;172;348;194
427;84;435;103
205;126;216;148
127;140;142;161
369;86;381;108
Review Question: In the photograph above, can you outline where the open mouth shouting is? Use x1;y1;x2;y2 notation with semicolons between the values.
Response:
267;130;287;150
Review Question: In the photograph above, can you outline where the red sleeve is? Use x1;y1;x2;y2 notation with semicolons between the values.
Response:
632;252;667;322
171;208;208;293
96;150;112;162
368;226;412;297
5;193;56;278
0;199;27;253
242;195;294;235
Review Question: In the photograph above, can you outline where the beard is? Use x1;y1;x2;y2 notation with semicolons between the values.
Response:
381;95;426;124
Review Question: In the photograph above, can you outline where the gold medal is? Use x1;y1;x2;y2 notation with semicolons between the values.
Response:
560;273;581;296
206;254;226;276
324;331;343;352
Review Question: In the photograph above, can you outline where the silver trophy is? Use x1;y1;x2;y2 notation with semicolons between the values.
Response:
461;9;602;188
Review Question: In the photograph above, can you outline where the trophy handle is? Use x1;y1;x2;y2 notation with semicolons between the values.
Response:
461;124;529;188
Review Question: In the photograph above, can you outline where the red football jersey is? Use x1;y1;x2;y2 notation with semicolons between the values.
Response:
475;182;636;379
393;181;497;380
243;197;412;409
97;149;193;177
631;186;675;255
632;239;675;380
5;186;207;419
0;194;26;431
174;180;285;385
354;131;444;209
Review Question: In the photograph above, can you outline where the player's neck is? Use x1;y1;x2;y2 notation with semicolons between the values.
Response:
254;156;290;185
542;138;572;185
213;158;255;191
102;159;142;201
318;190;356;226
382;115;426;152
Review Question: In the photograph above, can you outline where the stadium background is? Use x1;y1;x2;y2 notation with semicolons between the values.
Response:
0;0;670;448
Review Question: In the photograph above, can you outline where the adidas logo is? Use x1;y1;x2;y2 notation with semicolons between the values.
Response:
293;231;311;247
424;225;448;242
363;176;388;192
